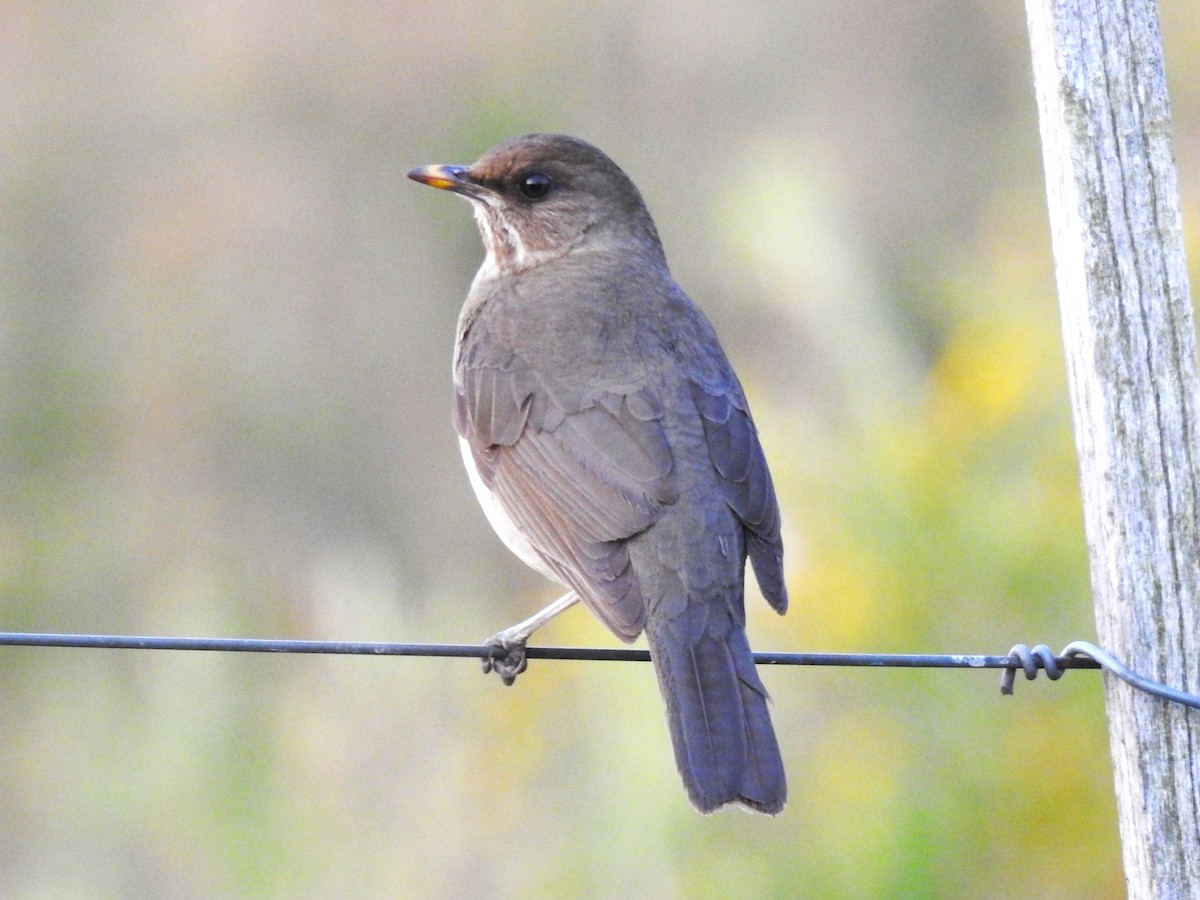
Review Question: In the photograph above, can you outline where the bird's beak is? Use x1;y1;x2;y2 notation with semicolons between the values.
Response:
407;164;486;198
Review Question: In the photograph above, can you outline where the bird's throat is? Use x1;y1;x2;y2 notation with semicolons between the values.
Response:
471;200;559;278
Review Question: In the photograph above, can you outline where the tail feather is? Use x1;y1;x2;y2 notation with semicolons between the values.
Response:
728;628;786;813
648;624;786;814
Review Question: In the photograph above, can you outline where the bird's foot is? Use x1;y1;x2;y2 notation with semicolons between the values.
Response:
479;592;579;685
482;630;529;686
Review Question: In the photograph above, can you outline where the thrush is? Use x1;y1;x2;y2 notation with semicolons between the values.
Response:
408;134;788;814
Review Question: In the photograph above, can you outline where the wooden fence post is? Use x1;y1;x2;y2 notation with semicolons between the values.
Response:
1024;0;1200;895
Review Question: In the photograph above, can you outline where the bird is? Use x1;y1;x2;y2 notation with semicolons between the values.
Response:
408;134;788;814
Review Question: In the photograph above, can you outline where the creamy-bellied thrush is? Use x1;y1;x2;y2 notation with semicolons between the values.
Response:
409;134;787;814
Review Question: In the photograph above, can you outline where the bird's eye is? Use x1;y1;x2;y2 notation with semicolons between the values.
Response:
517;172;552;200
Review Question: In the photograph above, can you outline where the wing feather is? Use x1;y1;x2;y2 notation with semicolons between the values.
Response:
689;381;787;613
456;352;676;639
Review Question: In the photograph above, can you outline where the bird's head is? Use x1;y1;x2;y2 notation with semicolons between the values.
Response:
408;134;664;276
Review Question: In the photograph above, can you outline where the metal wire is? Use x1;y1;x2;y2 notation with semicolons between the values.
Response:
2;631;1196;709
0;629;1096;669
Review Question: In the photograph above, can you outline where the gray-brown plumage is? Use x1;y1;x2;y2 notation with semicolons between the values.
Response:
408;134;788;814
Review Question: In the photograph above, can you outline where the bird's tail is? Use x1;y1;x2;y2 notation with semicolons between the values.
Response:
646;623;786;814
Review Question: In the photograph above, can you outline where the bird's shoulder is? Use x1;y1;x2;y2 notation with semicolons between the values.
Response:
460;251;735;388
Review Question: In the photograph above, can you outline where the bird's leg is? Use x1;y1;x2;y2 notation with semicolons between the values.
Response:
482;591;579;685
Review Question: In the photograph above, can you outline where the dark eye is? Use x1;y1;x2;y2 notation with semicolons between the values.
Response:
517;172;552;200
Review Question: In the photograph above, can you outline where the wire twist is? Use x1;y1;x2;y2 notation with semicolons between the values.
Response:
1002;641;1200;709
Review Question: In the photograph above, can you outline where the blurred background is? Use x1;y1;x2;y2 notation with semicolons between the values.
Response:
2;1;1197;896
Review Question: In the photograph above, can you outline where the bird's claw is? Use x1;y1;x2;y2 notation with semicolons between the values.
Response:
482;632;529;686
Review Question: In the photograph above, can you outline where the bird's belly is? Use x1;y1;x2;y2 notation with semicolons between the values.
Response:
458;437;562;584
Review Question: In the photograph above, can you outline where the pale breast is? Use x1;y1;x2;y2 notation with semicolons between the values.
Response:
457;436;564;585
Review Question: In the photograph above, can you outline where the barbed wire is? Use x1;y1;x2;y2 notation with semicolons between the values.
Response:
2;630;1196;708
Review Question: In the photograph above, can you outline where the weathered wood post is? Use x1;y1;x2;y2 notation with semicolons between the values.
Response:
1024;0;1200;895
